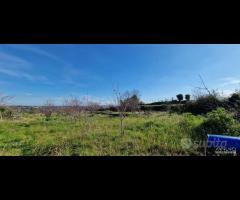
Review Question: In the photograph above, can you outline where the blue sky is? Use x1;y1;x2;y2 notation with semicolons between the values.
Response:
1;44;240;105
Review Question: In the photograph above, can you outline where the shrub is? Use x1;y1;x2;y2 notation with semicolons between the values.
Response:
140;104;184;113
62;97;83;120
141;105;169;112
193;108;237;141
229;123;240;136
183;95;222;115
204;108;235;133
228;93;240;107
225;93;240;121
0;107;14;120
109;105;118;112
40;100;55;121
169;104;183;113
0;107;6;113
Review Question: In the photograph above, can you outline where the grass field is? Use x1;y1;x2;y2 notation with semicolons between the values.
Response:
0;111;206;156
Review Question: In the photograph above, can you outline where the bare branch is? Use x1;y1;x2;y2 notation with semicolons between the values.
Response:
198;74;211;95
113;88;141;135
40;99;55;120
0;93;13;106
62;96;83;120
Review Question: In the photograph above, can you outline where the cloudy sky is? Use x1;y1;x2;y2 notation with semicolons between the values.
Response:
0;44;240;105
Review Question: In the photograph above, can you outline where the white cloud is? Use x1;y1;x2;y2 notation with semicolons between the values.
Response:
0;52;32;69
0;51;50;83
0;68;48;82
4;45;86;86
4;45;103;87
219;77;240;87
220;89;235;97
0;68;33;80
6;44;68;65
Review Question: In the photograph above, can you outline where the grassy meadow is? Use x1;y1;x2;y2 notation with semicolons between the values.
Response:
0;111;206;156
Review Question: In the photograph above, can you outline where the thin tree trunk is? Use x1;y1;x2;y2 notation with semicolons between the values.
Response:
120;116;124;135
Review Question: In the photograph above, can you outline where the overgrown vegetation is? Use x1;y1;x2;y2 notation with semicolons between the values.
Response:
192;108;240;141
1;76;240;156
0;112;201;156
0;107;14;120
0;106;239;156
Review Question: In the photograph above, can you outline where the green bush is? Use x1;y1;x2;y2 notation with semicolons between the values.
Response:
229;123;240;136
193;108;238;141
0;107;14;120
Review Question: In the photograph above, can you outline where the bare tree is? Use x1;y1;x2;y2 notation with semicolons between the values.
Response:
125;90;141;112
114;89;128;135
0;93;12;106
114;89;141;135
86;101;101;113
62;96;83;121
198;74;211;95
40;100;55;121
0;93;13;120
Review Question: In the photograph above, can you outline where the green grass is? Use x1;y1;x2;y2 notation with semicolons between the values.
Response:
0;112;205;156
